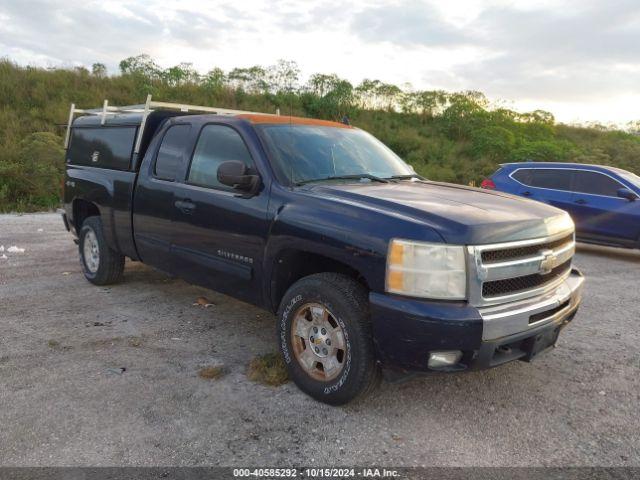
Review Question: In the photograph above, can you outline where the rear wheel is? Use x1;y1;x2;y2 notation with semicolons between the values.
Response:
79;216;125;285
277;273;379;405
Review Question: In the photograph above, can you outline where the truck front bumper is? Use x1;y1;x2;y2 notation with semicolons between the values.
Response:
370;268;584;373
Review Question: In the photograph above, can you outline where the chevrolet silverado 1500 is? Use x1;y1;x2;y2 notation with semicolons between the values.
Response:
62;97;584;404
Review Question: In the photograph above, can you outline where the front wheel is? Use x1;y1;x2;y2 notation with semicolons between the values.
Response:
277;273;379;405
79;216;125;285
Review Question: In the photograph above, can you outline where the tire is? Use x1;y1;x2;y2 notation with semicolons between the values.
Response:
277;273;380;405
78;216;125;285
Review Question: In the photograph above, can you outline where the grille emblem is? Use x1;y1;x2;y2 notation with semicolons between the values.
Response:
539;249;558;275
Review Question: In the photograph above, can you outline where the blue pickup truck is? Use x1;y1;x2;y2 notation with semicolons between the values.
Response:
62;98;584;405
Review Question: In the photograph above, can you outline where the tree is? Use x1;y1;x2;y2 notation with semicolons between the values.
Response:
377;83;402;111
267;59;300;94
203;67;226;91
470;126;516;160
627;120;640;135
228;66;268;93
440;92;489;140
119;54;161;78
415;90;447;118
302;73;355;119
162;62;199;86
92;63;107;77
307;73;341;97
510;140;577;162
355;79;382;109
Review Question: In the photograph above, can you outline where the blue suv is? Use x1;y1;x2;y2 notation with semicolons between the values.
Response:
483;162;640;249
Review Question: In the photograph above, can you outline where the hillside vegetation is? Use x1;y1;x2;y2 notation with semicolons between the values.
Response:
1;55;639;212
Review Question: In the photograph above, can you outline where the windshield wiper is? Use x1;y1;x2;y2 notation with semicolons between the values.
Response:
387;174;425;181
296;174;391;185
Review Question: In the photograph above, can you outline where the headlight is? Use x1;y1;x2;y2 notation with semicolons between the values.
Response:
386;239;467;299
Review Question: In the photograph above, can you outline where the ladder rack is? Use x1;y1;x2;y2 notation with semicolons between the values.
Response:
64;94;278;153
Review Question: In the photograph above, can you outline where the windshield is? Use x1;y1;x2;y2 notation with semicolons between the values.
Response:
618;171;640;189
258;125;414;184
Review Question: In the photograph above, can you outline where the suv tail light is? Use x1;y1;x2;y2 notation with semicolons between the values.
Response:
481;178;496;190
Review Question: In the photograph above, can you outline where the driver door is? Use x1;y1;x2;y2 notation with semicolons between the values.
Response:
170;123;270;305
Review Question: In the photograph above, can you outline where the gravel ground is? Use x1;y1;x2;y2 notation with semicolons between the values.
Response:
0;212;639;467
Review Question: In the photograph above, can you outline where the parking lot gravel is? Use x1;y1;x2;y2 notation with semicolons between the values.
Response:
1;212;639;466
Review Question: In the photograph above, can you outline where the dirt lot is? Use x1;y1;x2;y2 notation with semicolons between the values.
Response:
1;212;639;466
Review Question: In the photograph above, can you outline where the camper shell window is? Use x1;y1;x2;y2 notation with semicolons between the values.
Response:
68;127;137;170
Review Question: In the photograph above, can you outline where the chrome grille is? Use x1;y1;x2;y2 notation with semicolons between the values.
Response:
481;234;574;264
482;259;572;298
467;229;575;306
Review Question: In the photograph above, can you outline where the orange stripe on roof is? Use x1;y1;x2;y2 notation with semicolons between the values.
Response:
236;114;352;128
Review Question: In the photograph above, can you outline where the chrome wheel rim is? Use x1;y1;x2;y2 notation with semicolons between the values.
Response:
291;303;346;381
83;230;100;273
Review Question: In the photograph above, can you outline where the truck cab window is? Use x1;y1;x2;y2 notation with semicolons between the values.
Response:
187;125;253;190
154;125;191;181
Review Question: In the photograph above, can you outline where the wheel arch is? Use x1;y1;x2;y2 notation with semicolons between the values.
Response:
268;248;371;313
72;198;101;231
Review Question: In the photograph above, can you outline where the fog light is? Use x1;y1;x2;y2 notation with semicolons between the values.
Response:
428;350;463;369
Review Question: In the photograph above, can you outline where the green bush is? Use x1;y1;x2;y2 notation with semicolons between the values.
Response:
0;132;64;212
0;57;638;211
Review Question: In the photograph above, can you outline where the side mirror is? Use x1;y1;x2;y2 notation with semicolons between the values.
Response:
617;188;637;201
217;160;260;196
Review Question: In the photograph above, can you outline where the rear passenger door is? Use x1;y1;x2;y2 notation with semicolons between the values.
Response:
570;170;638;242
170;123;270;306
133;123;192;273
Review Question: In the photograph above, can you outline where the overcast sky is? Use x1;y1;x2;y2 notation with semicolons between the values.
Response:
1;0;638;125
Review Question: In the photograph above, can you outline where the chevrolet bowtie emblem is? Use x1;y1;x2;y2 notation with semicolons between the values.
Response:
539;249;558;275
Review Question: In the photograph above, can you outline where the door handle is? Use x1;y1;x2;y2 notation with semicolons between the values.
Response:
574;198;587;205
175;199;196;214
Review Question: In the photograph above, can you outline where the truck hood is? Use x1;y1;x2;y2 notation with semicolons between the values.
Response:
302;180;573;244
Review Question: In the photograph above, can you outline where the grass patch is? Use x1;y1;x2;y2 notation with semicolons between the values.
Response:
198;366;225;380
247;352;288;386
47;339;71;351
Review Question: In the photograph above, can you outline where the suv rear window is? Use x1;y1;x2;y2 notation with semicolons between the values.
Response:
573;171;623;197
512;169;533;185
68;127;136;170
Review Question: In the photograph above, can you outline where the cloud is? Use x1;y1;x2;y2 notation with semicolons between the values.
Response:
350;1;469;47
0;0;638;122
0;1;155;68
349;0;640;102
0;0;235;71
462;1;640;101
473;1;640;65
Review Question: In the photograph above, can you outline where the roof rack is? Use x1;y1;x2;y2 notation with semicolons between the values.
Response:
64;94;279;153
